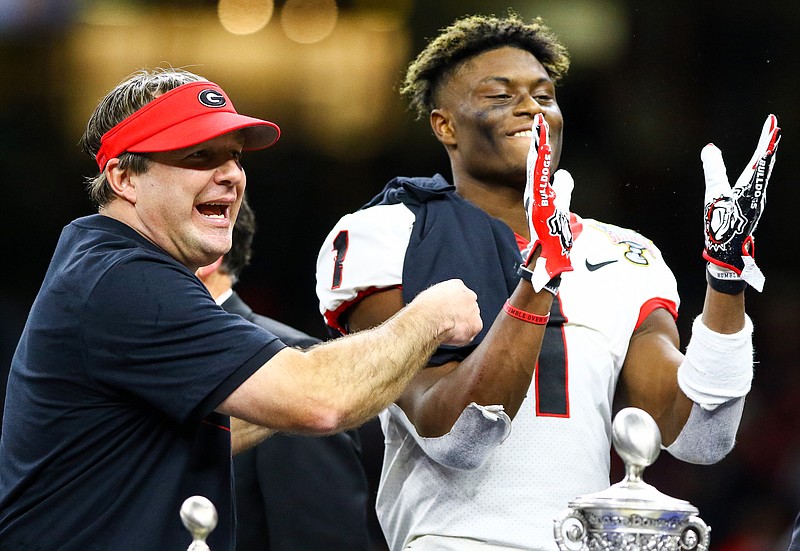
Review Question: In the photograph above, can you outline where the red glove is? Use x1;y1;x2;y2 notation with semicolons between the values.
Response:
521;114;574;293
702;114;780;293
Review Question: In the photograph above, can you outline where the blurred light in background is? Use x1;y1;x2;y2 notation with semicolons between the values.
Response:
57;0;411;160
218;0;274;35
352;0;411;32
517;0;628;67
280;0;338;44
2;0;624;160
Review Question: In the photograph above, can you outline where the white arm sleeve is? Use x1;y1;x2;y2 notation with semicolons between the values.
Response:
677;315;754;410
387;402;511;470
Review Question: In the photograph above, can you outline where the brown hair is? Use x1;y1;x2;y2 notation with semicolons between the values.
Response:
401;12;570;120
80;68;205;207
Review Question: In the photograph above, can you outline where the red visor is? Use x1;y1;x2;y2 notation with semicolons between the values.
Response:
95;81;280;170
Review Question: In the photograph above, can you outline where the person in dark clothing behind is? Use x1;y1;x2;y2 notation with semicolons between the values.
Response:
196;196;372;550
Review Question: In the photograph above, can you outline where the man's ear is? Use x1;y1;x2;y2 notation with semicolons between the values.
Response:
196;255;225;281
431;109;457;146
105;158;137;204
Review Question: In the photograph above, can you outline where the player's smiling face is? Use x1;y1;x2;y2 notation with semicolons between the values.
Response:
436;46;563;185
128;131;247;270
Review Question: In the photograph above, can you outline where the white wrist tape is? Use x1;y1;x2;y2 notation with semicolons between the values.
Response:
678;315;754;411
389;402;511;470
665;398;745;465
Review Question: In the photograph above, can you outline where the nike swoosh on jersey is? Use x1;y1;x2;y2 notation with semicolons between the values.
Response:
585;259;618;271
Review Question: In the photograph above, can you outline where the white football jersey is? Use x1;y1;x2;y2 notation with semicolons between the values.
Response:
316;204;680;551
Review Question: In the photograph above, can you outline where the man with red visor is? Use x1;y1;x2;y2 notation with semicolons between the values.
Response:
0;68;482;551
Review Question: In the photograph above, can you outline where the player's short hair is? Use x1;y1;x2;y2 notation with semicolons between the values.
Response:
401;12;571;120
221;194;256;283
80;68;205;207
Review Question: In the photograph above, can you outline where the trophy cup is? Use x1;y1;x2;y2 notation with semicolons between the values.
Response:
180;495;218;551
553;407;710;551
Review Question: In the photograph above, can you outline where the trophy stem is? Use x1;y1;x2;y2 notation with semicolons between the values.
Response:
624;463;646;485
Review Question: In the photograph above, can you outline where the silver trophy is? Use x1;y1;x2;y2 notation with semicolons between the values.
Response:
553;407;710;551
180;495;218;551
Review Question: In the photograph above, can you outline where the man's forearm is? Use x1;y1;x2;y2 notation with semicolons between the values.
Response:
301;302;444;431
219;279;480;435
231;416;275;455
224;321;438;436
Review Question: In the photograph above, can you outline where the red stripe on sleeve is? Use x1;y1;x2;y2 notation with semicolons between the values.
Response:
324;285;403;335
635;297;678;330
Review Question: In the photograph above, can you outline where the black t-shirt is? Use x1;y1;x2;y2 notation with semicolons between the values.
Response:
0;215;285;551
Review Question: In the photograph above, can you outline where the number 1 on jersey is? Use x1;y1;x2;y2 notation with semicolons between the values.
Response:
536;299;569;417
331;230;349;289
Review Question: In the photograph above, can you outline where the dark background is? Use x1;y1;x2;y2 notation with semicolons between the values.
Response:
2;1;799;549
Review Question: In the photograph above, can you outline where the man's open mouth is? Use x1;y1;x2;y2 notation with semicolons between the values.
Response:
196;203;229;219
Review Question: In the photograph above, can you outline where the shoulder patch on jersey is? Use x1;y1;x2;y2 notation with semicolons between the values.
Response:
586;220;658;267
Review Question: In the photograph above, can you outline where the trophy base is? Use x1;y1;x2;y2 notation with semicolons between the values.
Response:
554;508;710;551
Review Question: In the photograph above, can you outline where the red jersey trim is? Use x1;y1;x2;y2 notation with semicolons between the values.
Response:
324;285;403;335
635;297;678;330
202;419;230;432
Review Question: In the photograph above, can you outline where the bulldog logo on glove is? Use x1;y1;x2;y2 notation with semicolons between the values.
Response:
547;210;573;257
704;195;747;250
